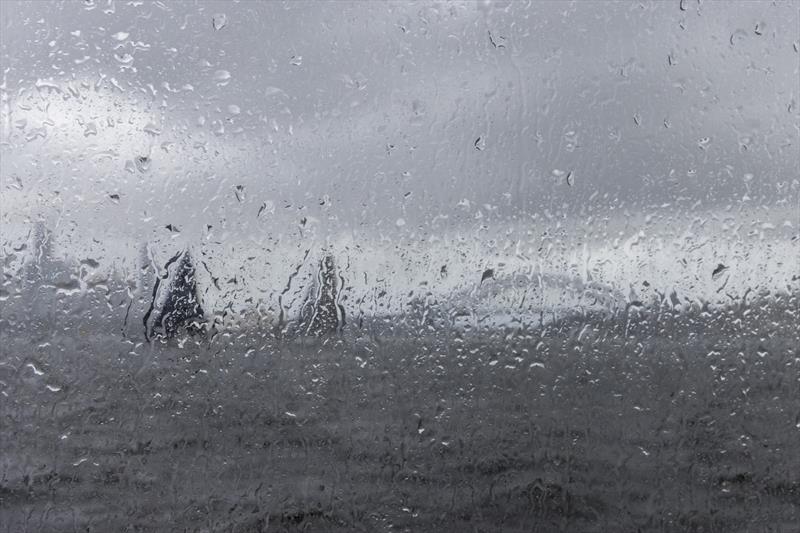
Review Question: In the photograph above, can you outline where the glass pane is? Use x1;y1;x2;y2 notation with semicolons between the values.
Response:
1;1;797;531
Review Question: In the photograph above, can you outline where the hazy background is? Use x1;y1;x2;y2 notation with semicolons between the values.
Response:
1;0;798;315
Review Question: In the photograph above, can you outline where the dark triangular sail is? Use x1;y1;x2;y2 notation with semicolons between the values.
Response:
301;253;343;337
152;251;205;338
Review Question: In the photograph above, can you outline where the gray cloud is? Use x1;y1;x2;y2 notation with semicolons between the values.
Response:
1;0;797;308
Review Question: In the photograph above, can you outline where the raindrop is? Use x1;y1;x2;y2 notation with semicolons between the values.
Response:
712;263;729;281
396;218;406;227
83;122;97;137
114;52;134;65
679;0;687;11
481;268;494;284
227;104;241;115
111;31;129;41
730;29;748;46
566;171;575;187
564;130;578;152
25;128;47;141
633;113;641;126
25;363;45;376
134;155;150;172
212;13;227;31
474;136;486;151
35;78;61;92
214;70;231;85
488;30;506;49
165;224;180;233
45;384;62;392
290;55;303;66
109;194;120;204
754;22;764;36
697;137;711;150
81;258;99;269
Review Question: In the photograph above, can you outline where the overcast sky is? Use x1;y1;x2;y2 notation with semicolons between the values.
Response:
1;0;797;309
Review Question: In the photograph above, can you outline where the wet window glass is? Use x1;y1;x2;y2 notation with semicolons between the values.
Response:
1;1;798;531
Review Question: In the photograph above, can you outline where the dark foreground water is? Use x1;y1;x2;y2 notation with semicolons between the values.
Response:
1;302;798;532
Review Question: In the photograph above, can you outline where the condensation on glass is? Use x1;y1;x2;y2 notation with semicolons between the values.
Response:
0;1;797;531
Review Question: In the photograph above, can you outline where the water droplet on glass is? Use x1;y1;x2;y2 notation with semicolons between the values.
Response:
111;31;129;41
115;52;134;65
83;122;97;137
290;55;303;66
214;70;231;85
135;155;150;173
564;130;578;152
212;13;227;31
697;137;711;150
227;104;241;115
25;127;48;142
488;30;507;49
474;136;486;151
396;218;406;227
233;185;245;202
712;263;729;281
730;28;748;46
566;172;575;187
25;363;45;376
